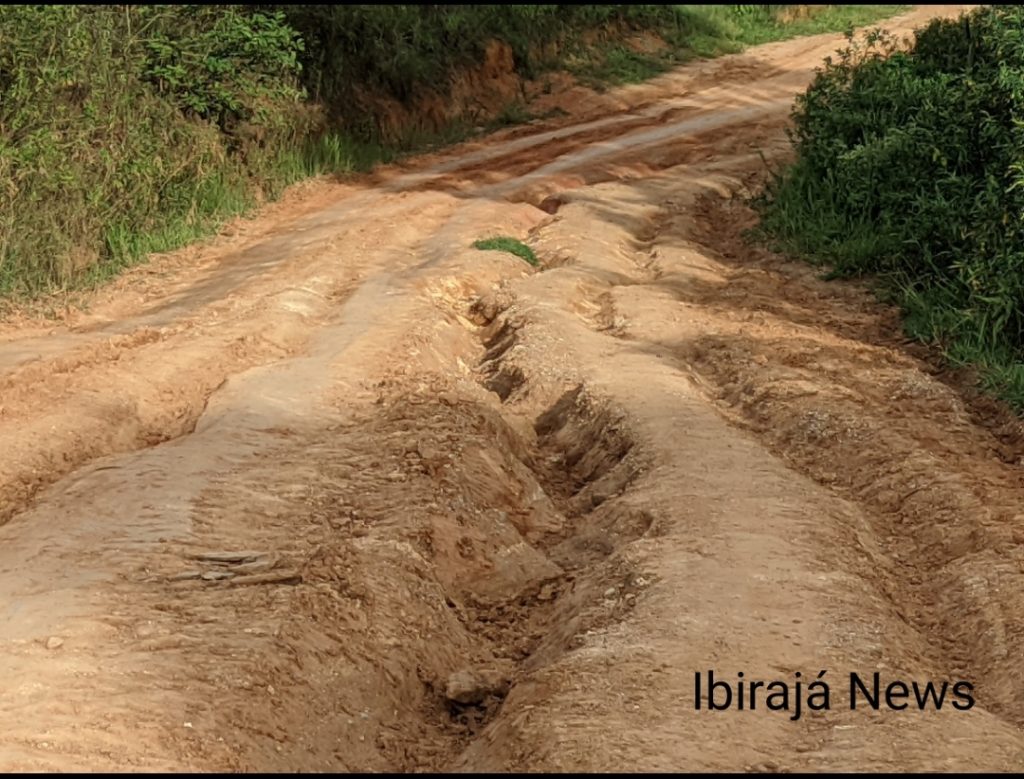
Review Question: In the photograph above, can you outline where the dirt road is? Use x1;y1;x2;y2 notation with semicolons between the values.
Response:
4;5;1022;772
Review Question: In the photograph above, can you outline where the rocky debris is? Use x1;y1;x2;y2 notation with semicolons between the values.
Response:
224;570;302;587
170;550;288;585
190;550;266;564
232;556;280;575
45;636;64;650
537;582;558;601
201;570;234;581
445;668;512;706
537;195;565;215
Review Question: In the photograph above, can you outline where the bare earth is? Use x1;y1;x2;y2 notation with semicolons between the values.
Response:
3;5;1021;772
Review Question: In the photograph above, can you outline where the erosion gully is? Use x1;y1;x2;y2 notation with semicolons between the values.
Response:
4;6;1022;772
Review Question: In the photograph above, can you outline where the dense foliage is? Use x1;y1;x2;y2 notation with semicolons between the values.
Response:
0;4;309;293
0;4;901;300
757;5;1024;403
280;6;686;109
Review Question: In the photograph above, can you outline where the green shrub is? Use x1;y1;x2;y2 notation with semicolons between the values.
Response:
140;6;305;133
756;6;1024;406
275;6;682;123
0;5;309;295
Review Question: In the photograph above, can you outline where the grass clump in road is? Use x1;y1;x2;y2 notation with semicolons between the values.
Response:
755;5;1024;411
473;237;539;267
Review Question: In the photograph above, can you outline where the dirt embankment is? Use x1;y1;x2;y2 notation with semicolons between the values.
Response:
360;21;663;141
4;5;1021;773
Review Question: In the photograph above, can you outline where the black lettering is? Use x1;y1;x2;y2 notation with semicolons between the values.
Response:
791;672;803;722
807;670;830;711
709;670;732;711
750;680;764;709
850;672;880;710
765;681;789;711
695;671;702;710
885;680;909;710
952;681;975;711
911;680;948;710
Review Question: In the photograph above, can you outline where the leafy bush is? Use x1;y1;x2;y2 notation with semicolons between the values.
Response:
0;4;309;295
139;6;306;133
756;6;1024;404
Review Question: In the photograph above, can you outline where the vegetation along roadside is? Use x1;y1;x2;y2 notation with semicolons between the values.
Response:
0;4;905;306
755;5;1024;411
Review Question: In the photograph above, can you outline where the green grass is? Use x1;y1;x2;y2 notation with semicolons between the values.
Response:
65;120;513;298
713;4;911;46
758;158;1024;411
568;5;909;88
570;46;671;89
473;237;539;267
488;102;535;130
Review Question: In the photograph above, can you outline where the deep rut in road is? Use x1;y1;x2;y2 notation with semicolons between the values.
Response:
6;5;1024;772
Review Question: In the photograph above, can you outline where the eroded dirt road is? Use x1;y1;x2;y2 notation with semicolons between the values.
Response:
3;5;1021;772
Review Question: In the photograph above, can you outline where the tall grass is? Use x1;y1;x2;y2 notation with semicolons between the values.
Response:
0;5;311;297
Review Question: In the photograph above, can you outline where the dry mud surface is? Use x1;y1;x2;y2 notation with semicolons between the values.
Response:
3;6;1021;772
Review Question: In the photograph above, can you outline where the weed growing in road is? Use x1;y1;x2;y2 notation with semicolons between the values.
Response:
473;237;539;268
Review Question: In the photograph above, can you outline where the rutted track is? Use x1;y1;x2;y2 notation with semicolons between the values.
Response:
3;5;1021;772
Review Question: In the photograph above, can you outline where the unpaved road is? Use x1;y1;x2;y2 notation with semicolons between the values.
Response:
2;5;1022;772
